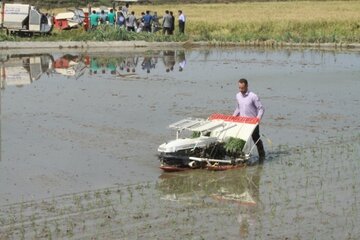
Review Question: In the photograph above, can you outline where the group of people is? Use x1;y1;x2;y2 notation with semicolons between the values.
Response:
89;4;186;34
86;50;186;75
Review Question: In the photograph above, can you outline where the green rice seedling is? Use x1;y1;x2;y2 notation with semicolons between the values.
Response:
30;213;37;231
66;219;75;238
117;188;123;203
104;189;111;196
54;221;61;236
73;195;82;210
191;131;201;138
20;223;25;240
82;219;86;232
104;198;112;207
40;220;52;240
127;186;133;202
83;192;91;200
94;191;101;199
223;137;246;158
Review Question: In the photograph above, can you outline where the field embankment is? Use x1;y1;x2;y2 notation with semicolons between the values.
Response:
1;1;359;44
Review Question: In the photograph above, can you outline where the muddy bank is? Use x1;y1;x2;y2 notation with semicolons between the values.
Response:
1;40;360;51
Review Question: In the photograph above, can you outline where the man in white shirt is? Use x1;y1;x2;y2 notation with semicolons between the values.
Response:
178;10;185;34
233;78;266;162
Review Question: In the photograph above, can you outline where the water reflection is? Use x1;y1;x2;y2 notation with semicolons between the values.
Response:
158;167;262;204
53;54;87;78
0;50;189;89
141;54;158;73
178;50;186;72
1;48;357;90
163;50;175;72
157;165;263;236
0;54;53;88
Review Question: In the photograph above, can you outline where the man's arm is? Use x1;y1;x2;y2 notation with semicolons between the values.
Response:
233;106;240;117
233;95;240;116
254;95;264;120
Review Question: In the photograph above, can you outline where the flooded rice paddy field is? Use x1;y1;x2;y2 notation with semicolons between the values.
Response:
0;47;360;239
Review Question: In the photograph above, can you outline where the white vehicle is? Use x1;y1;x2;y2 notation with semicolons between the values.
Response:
0;2;52;36
0;54;53;88
158;113;260;171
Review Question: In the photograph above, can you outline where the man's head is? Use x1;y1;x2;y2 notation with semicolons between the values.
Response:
238;78;248;94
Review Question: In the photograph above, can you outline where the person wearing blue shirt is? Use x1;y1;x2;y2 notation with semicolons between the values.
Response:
143;10;153;32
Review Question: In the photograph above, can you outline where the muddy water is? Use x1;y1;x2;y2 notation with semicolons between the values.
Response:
0;48;359;239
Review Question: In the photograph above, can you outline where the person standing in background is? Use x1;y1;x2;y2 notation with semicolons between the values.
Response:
170;11;175;35
89;10;99;29
152;11;160;32
178;10;185;34
117;12;126;29
162;10;172;35
107;9;116;26
99;10;107;25
126;11;136;31
143;10;153;32
122;3;129;18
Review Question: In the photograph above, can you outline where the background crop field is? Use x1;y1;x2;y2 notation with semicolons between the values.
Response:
2;1;360;43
